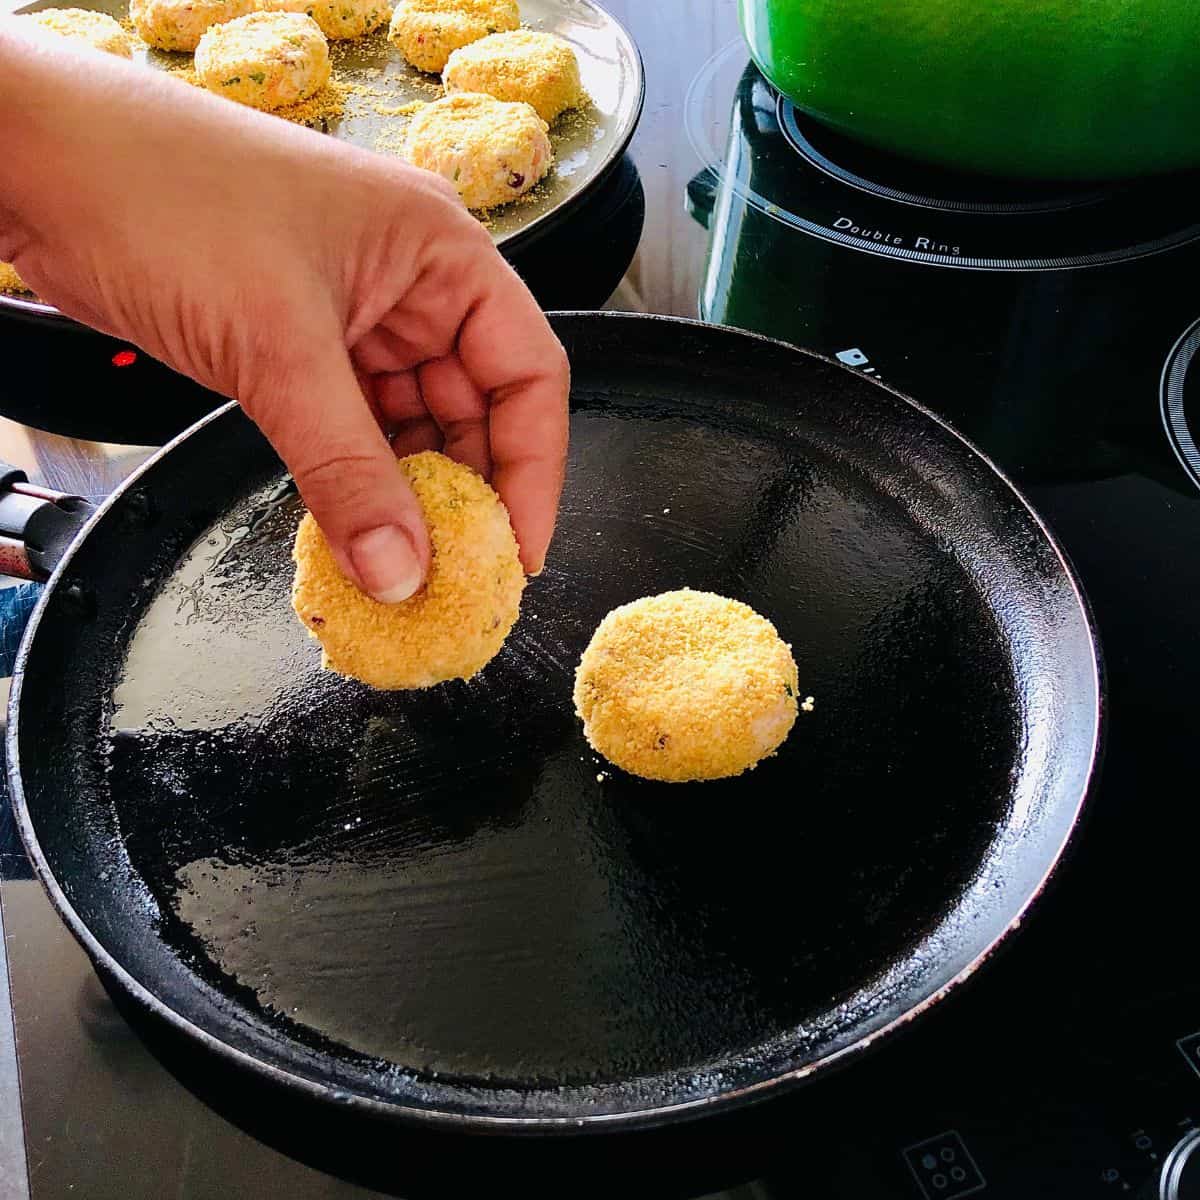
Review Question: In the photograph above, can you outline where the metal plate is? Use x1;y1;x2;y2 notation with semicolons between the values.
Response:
3;0;644;318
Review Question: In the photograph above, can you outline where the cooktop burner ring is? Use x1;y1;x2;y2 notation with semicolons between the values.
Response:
685;42;1200;272
776;98;1108;217
1161;316;1200;491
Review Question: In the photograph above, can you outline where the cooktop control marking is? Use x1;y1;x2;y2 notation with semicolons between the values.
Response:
902;1130;987;1198
834;347;881;377
1178;1031;1200;1080
830;217;962;258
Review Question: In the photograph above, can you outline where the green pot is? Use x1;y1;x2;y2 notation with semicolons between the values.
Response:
738;0;1200;180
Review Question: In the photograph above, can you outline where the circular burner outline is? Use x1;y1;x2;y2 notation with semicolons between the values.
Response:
1160;317;1200;490
684;42;1200;273
776;97;1108;217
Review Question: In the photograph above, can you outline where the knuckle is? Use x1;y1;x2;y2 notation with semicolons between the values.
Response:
291;450;395;527
439;414;481;445
236;334;304;416
295;450;380;491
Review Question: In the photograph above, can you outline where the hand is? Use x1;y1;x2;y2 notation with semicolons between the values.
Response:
0;23;569;601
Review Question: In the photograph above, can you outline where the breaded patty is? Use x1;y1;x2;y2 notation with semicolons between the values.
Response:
574;589;800;783
0;263;30;295
258;0;388;41
387;0;518;74
131;0;256;52
292;451;525;690
21;8;132;56
195;12;330;110
403;92;551;209
443;29;583;123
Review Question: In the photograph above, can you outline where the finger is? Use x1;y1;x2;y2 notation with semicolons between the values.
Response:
245;336;431;603
372;371;443;457
454;267;570;574
352;323;427;376
372;369;425;428
390;416;444;459
417;354;492;481
357;369;388;434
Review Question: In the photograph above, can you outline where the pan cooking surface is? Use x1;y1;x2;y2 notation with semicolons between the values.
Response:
12;317;1099;1125
107;411;1013;1082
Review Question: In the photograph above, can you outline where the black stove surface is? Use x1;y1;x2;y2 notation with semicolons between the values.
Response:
3;2;1200;1197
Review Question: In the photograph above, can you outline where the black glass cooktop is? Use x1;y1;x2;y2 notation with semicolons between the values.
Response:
3;1;1200;1197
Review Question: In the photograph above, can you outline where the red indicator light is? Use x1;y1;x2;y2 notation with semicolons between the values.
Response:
111;349;137;368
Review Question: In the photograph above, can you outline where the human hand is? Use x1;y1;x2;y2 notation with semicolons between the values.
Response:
0;23;569;601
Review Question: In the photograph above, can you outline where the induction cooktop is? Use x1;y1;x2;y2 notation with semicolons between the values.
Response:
2;4;1199;1196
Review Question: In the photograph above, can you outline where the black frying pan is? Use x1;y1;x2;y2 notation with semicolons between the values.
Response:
5;313;1100;1132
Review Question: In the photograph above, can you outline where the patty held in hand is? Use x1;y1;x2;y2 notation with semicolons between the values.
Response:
292;451;526;689
574;589;800;783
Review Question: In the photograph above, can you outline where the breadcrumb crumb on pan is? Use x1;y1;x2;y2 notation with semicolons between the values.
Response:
573;589;800;783
291;451;525;690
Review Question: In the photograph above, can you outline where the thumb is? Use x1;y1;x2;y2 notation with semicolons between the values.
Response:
245;342;431;603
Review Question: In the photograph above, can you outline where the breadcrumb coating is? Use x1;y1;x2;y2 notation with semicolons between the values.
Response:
574;589;800;783
0;263;30;295
130;0;256;53
443;29;583;123
387;0;518;74
403;92;551;209
258;0;389;42
292;451;525;689
195;12;330;111
21;8;133;55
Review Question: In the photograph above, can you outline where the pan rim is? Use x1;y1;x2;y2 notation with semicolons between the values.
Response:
6;312;1104;1133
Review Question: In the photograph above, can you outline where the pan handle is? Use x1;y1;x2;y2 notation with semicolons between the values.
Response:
0;461;96;582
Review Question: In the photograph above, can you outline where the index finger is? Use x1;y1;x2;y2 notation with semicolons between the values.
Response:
452;262;570;575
